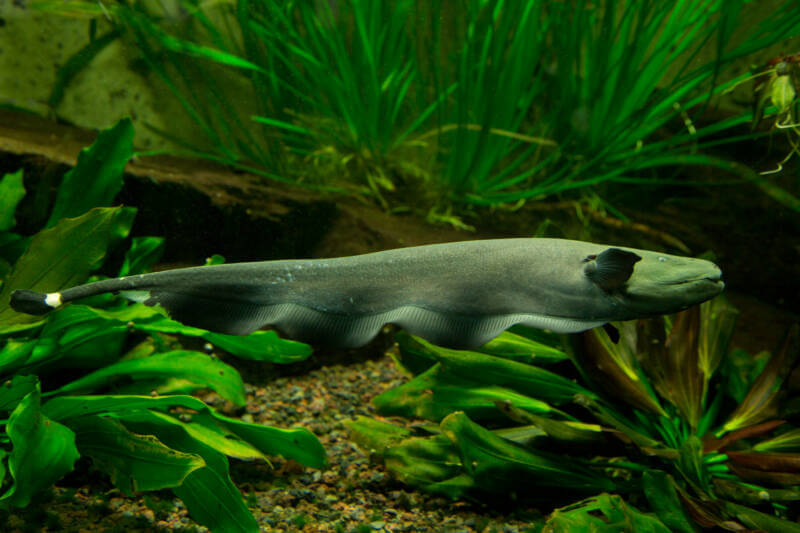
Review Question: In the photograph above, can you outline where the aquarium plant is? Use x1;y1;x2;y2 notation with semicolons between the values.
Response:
0;120;325;533
31;0;800;215
348;296;800;531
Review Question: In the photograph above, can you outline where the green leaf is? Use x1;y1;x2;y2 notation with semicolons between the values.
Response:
383;433;472;500
0;375;38;412
0;206;135;330
373;362;557;422
0;170;25;231
723;501;800;533
48;350;247;406
119;410;258;533
754;428;800;453
64;304;312;364
42;395;326;469
344;415;413;455
441;412;614;493
119;236;165;277
544;493;672;533
478;330;569;364
642;471;697;533
47;119;134;227
721;325;800;435
409;336;592;404
67;415;205;496
0;386;79;508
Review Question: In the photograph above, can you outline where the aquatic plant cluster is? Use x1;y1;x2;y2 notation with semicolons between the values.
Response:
0;122;325;532
33;0;800;213
348;299;800;531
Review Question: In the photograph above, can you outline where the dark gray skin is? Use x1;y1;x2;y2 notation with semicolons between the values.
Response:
10;238;724;349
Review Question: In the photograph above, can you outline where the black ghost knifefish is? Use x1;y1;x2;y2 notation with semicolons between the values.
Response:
10;238;724;349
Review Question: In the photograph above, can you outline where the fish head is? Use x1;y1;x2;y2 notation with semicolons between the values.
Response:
611;249;724;316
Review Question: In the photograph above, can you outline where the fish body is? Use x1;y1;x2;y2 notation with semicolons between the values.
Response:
10;238;724;348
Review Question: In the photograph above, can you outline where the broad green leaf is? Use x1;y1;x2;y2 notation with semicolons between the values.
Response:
724;501;800;533
344;415;413;455
47;119;133;227
0;207;135;329
120;410;258;533
147;411;271;462
0;341;36;378
544;493;671;533
67;415;205;496
441;412;614;492
0;170;25;231
0;386;79;508
479;330;569;364
719;349;770;404
642;471;697;533
373;362;557;422
65;304;312;364
770;75;796;114
383;433;471;500
48;350;246;406
0;375;38;412
676;436;708;491
42;395;326;468
495;402;603;444
119;236;165;277
410;336;592;404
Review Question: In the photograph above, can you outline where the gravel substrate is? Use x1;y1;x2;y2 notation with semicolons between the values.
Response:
2;353;541;533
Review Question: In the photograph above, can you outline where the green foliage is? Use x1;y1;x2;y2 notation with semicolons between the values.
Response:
0;120;324;532
349;296;800;531
34;1;800;213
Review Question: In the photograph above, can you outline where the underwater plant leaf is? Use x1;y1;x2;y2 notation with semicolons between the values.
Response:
41;395;326;469
67;304;312;364
0;341;36;381
344;415;414;455
754;427;800;453
372;362;557;422
574;395;665;451
383;433;471;500
642;471;697;533
0;386;79;508
705;420;786;453
723;501;800;533
119;410;258;533
46;119;133;228
48;350;246;406
0;206;135;330
543;493;672;533
676;436;708;491
0;170;25;232
726;450;800;472
576;321;666;416
0;375;38;412
494;402;604;444
719;348;770;404
478;330;569;364
118;236;165;277
713;478;800;505
697;296;738;392
441;412;615;493
411;336;592;404
66;415;205;496
721;325;800;435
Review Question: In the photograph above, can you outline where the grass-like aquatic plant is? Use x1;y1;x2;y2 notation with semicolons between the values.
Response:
347;297;800;531
0;120;324;533
33;0;800;212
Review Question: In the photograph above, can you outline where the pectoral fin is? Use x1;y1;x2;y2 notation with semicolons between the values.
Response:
584;248;641;292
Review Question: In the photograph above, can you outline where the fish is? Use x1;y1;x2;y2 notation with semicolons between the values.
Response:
10;238;724;349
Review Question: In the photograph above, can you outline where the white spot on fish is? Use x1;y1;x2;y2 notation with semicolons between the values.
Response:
658;257;667;262
45;292;62;308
